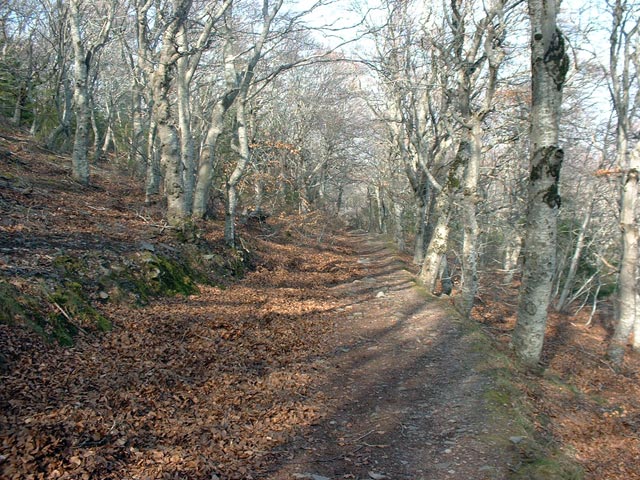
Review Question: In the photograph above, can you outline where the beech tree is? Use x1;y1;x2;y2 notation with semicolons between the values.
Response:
68;0;116;185
605;0;640;365
512;0;569;366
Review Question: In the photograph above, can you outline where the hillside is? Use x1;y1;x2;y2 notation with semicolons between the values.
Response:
1;125;640;479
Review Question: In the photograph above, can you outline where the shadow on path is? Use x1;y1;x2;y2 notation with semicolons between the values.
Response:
265;233;514;480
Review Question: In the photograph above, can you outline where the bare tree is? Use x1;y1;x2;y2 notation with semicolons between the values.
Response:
68;0;116;185
512;0;569;367
606;0;640;364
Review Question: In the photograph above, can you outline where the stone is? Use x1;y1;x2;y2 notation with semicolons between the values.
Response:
140;241;155;252
376;291;385;298
369;472;387;480
509;436;525;444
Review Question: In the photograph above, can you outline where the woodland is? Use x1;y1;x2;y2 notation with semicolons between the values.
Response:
1;0;640;479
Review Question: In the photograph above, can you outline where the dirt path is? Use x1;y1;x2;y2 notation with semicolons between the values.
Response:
269;233;514;480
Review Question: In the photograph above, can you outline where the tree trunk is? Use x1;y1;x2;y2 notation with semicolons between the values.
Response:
633;291;640;351
192;96;234;218
68;0;113;185
225;93;251;245
177;26;196;215
608;148;639;363
145;118;160;203
512;0;568;367
336;185;344;214
413;193;429;264
605;0;640;365
418;144;466;292
375;185;386;234
46;77;73;151
460;119;481;318
503;233;522;284
393;202;405;251
130;85;147;174
152;60;186;225
418;191;453;292
70;48;91;185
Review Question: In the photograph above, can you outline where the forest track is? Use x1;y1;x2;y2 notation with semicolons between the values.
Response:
268;232;517;480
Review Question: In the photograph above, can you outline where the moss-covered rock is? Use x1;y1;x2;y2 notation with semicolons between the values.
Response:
0;279;110;346
0;281;26;325
100;251;199;305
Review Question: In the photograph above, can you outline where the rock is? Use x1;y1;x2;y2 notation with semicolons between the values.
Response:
509;436;525;444
98;291;109;300
140;241;155;252
376;291;385;298
369;472;387;480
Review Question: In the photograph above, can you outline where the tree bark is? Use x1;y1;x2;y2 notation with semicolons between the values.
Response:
418;152;465;292
609;146;639;363
192;94;236;218
192;5;238;219
68;0;114;185
460;119;482;317
503;233;522;284
145;117;160;203
152;58;186;225
393;202;405;251
413;190;429;264
176;25;196;215
225;95;251;245
512;0;568;367
606;0;640;365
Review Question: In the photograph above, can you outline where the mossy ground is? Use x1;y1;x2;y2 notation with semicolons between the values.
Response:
453;313;584;480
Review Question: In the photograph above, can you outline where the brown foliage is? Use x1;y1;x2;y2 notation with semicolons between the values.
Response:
0;126;364;479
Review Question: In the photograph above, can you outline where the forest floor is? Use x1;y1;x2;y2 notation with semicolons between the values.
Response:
1;124;640;480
